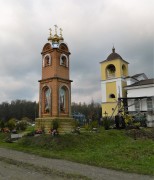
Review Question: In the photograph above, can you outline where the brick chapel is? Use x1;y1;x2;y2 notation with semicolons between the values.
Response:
35;25;75;133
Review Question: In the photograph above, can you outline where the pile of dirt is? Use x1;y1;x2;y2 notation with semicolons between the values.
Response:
125;128;154;140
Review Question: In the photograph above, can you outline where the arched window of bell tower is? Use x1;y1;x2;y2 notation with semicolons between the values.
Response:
60;54;68;67
106;64;116;79
122;64;127;77
43;54;51;67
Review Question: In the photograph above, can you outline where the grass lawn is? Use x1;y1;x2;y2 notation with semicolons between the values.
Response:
0;128;154;175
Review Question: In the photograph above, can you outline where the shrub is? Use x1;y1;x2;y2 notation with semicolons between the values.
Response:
26;131;35;136
74;120;80;128
7;119;16;131
84;124;91;131
52;119;59;130
84;121;99;131
133;113;147;127
124;114;133;125
103;117;110;130
90;120;99;128
108;117;115;127
16;120;28;131
21;117;31;123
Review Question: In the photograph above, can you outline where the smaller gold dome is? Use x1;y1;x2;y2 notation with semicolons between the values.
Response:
48;36;52;41
59;36;64;41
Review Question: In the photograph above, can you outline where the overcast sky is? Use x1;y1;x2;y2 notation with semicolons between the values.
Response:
0;0;153;104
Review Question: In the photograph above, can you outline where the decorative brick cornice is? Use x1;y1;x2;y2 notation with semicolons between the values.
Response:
41;49;54;55
38;76;73;82
57;48;71;55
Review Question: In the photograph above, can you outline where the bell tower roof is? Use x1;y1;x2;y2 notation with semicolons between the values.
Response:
107;47;123;60
100;47;129;64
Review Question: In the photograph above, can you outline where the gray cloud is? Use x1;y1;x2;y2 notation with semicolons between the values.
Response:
0;0;153;103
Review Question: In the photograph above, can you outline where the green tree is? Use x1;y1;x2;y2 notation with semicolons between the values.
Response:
71;100;102;122
0;100;39;122
0;102;10;121
7;119;16;131
0;120;5;131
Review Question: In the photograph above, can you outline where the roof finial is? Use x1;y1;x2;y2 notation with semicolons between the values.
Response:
54;24;58;35
49;28;52;37
48;28;53;41
59;27;64;41
59;28;63;37
112;45;115;53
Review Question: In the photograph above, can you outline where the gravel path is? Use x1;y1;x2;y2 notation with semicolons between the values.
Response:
0;147;153;180
0;160;63;180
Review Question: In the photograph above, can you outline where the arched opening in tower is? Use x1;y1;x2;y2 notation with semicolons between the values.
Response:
106;64;116;79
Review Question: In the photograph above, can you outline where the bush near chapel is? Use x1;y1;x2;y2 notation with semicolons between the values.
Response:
103;117;111;130
7;119;16;131
52;119;59;130
16;120;28;131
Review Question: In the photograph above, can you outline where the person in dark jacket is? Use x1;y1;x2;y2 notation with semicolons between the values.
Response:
120;114;126;128
115;113;120;129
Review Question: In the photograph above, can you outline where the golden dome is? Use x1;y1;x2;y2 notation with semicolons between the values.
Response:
48;26;64;43
52;34;59;42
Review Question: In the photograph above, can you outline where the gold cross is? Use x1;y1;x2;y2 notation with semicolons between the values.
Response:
59;28;63;37
49;28;52;37
54;25;58;34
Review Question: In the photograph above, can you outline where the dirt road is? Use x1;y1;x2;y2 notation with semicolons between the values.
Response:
0;147;153;180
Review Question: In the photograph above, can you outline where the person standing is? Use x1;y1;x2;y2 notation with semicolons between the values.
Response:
120;114;126;128
115;113;120;129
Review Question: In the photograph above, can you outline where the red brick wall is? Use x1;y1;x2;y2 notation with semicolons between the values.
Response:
39;43;71;118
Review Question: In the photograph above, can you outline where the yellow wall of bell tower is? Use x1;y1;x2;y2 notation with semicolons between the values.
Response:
106;82;117;101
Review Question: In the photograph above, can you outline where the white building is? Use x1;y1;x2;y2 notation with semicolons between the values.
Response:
125;73;154;127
